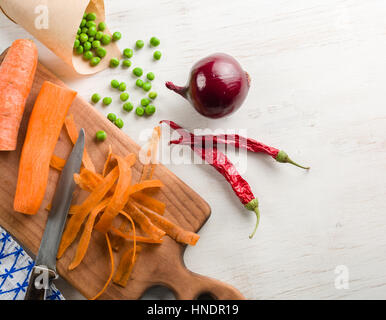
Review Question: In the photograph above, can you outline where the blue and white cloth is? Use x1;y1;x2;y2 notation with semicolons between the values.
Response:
0;226;64;300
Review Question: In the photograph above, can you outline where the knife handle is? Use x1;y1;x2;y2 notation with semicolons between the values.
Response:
24;265;58;300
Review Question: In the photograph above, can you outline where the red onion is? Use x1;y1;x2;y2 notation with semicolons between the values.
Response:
166;53;250;119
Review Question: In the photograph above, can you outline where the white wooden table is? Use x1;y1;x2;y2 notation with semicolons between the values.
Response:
1;0;386;300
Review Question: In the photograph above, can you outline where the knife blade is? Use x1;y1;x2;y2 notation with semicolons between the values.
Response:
24;128;85;300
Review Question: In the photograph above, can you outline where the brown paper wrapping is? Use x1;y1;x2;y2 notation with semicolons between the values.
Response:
0;0;121;75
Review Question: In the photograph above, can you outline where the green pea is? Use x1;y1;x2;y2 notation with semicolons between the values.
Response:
114;118;124;129
95;46;107;58
122;59;131;68
98;22;106;31
153;50;162;60
145;105;156;115
136;40;144;49
135;106;144;116
146;72;155;81
83;50;93;60
83;13;88;19
133;67;143;77
103;97;113;106
88;26;97;37
112;32;122;41
111;79;120;88
136;79;144;88
92;40;101;49
80;19;87;28
76;34;80;40
123;48;133;58
91;93;101;103
86;21;96;28
81;27;88;34
74;39;80;48
118;82;126;91
123;102;133;112
150;37;160;47
95;31;103;40
83;41;92;51
90;57;101;66
86;12;97;21
79;33;88;43
88;37;94;43
96;130;107;141
101;34;111;45
107;113;116;122
141;98;150;106
120;92;129;101
142;82;152;92
110;58;120;68
148;91;157;100
75;45;84;54
77;28;81;35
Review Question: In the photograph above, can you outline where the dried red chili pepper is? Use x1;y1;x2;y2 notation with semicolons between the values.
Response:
169;131;309;169
160;120;260;238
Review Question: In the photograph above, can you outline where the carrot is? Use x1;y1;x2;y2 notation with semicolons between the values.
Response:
118;210;137;264
140;126;161;181
74;168;103;192
57;165;119;258
110;227;163;244
68;198;110;270
73;154;136;192
13;81;77;214
102;145;113;177
129;179;163;194
64;114;96;172
89;233;114;300
113;246;142;288
50;154;66;171
125;202;165;240
0;39;38;151
131;191;166;215
137;204;200;246
94;155;133;233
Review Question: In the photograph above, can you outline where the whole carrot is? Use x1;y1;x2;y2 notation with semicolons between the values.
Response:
0;39;38;151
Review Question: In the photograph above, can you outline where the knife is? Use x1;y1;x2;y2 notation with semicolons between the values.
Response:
24;129;85;300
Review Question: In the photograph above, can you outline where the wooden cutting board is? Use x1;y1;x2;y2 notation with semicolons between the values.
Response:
0;50;244;300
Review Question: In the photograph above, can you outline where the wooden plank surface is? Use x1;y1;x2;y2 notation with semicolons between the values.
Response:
0;51;244;300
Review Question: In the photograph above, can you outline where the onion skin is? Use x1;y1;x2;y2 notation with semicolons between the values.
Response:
166;53;250;119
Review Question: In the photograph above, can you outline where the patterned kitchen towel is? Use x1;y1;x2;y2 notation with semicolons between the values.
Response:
0;226;64;300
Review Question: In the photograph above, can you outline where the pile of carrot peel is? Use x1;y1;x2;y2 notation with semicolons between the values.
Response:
49;115;200;299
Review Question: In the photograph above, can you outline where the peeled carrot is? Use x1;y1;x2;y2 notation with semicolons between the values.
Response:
50;154;66;171
102;145;113;177
89;233;114;300
110;227;163;244
64;114;96;172
140;126;161;181
0;39;38;151
126;202;165;240
137;204;200;246
14;81;77;214
113;246;142;288
57;165;119;258
94;155;133;233
68;198;110;270
131;191;166;215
